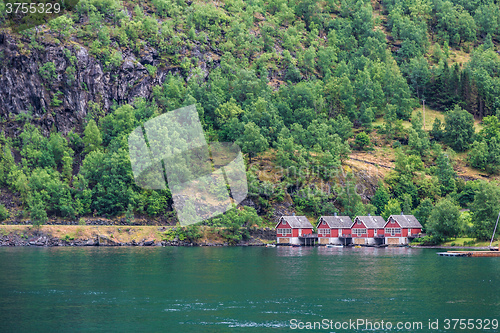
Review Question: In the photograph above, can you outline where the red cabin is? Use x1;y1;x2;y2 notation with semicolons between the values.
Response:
384;214;422;245
276;216;314;245
316;215;353;245
351;216;386;245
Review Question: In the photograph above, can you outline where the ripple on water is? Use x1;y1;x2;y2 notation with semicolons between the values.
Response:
185;319;288;328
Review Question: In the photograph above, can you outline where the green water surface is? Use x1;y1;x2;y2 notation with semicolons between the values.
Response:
0;246;498;332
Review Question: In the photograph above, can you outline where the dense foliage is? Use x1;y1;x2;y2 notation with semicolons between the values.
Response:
1;0;500;242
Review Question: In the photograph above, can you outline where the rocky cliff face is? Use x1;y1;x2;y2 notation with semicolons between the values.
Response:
0;32;202;136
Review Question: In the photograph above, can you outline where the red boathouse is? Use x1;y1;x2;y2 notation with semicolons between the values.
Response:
384;214;423;245
351;215;386;245
316;215;353;245
276;216;315;245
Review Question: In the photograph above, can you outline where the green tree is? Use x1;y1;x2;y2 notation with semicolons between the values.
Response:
432;43;443;62
359;106;374;130
474;3;500;36
48;132;70;166
100;104;136;146
382;198;402;220
436;151;456;195
30;196;48;227
456;179;481;208
372;183;390;215
125;203;134;224
355;132;370;150
486;137;500;174
413;198;433;231
38;62;57;85
62;151;73;181
214;98;243;127
49;15;75;40
338;174;363;218
83;119;103;153
146;191;168;216
471;181;500;240
468;140;488;170
408;128;426;156
430;118;444;141
80;148;137;216
402;193;413;214
406;56;430;99
0;143;15;186
0;204;9;222
383;104;398;141
479;115;500;142
236;122;268;163
407;113;430;156
444;105;475;152
275;127;307;169
427;197;462;240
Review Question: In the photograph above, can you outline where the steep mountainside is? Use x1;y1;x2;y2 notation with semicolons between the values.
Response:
1;0;500;243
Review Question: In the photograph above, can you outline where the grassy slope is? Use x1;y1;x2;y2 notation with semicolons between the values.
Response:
372;106;494;182
441;237;499;247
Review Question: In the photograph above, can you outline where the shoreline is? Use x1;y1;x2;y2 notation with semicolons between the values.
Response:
0;225;276;247
409;245;496;250
1;225;496;248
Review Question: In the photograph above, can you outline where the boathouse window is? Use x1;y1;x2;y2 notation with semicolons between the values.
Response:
385;228;401;235
352;228;367;236
319;228;329;236
278;228;292;235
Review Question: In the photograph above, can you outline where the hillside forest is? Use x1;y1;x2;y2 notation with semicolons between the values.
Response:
1;0;500;244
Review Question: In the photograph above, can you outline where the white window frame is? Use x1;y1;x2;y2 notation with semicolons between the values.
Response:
319;228;330;236
278;228;292;236
385;228;402;236
352;228;367;236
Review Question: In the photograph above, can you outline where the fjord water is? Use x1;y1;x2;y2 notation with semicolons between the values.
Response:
0;247;498;332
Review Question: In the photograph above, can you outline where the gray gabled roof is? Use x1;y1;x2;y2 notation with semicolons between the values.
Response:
317;216;353;228
275;216;313;229
386;215;422;228
353;216;386;228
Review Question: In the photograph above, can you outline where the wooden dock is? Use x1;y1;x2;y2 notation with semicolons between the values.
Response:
437;252;468;257
438;250;500;257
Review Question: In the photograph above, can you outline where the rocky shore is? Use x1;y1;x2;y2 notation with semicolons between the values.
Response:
0;226;276;247
1;234;169;247
0;234;272;247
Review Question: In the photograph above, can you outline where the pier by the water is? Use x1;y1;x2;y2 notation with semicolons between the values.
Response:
438;250;500;257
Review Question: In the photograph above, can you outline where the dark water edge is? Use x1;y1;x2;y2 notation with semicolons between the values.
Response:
0;246;499;333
